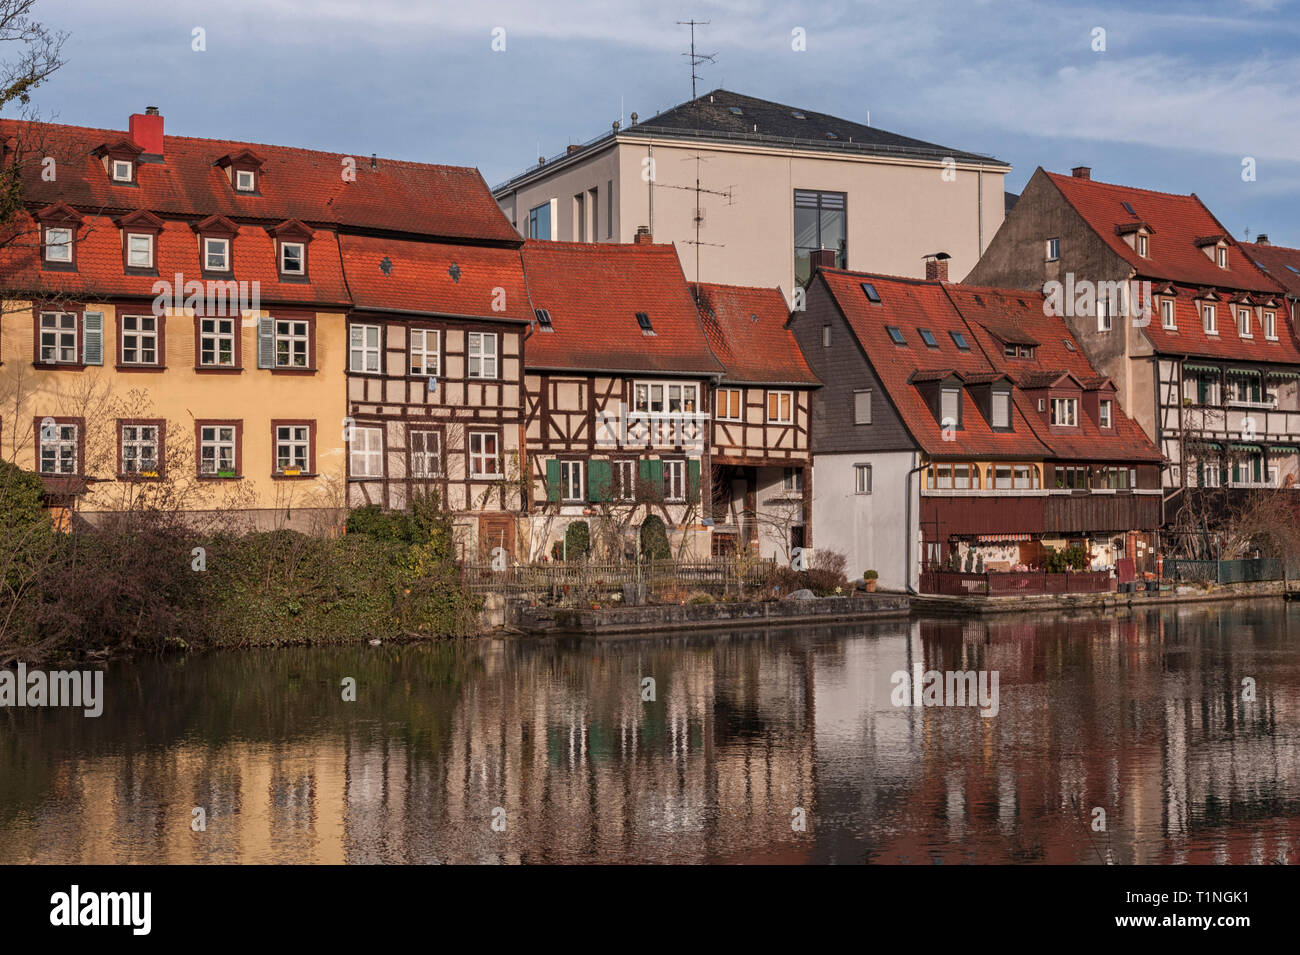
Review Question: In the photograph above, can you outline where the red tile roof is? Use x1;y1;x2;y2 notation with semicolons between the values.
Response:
1;117;520;243
339;236;531;321
1139;283;1300;364
1246;241;1300;300
691;282;820;386
1045;170;1279;293
520;241;724;376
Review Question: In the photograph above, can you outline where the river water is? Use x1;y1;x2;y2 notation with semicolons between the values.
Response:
2;601;1298;864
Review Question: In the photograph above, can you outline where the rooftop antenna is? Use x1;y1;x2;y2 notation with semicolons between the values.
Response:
677;19;715;101
667;152;733;286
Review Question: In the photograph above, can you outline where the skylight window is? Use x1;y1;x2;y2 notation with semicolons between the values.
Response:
886;326;906;346
950;331;970;350
635;311;654;334
1122;201;1137;217
918;328;938;348
825;131;839;140
728;106;744;116
535;307;554;331
860;282;881;303
791;111;806;119
1064;339;1076;351
1288;265;1300;275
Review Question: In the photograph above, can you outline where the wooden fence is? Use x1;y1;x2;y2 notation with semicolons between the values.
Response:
921;569;1115;596
461;557;777;597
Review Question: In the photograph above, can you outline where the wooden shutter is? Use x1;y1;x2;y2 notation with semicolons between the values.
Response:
648;459;664;499
587;458;612;502
545;458;561;503
687;459;701;501
82;312;103;365
257;316;275;368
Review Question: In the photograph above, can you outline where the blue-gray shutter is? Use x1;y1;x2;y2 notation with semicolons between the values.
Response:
257;316;275;368
82;311;103;365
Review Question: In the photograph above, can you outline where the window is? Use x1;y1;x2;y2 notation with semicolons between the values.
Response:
950;331;970;350
111;159;134;182
1203;304;1217;334
38;421;79;474
235;169;256;192
1239;308;1252;338
1046;237;1060;262
783;467;803;493
1099;399;1113;428
767;390;793;424
120;315;159;365
860;283;881;304
559;459;584;502
528;201;551;240
350;426;383;478
120;423;160;476
467;332;498;378
854;464;872;494
635;311;654;334
886;326;906;346
274;424;312;474
1004;343;1018;357
992;391;1011;429
991;465;1013;490
1051;397;1078;426
1161;299;1176;330
1217;247;1228;269
663;459;686;502
794;190;846;285
274;319;310;368
634;381;699;414
1098;298;1111;332
199;317;237;367
534;308;554;332
127;233;154;269
1265;311;1277;340
409;329;440;376
822;325;831;347
1013;465;1033;490
613;459;636;501
349;324;382;373
39;311;79;364
44;226;72;263
1137;233;1148;257
716;388;742;421
204;237;230;271
1201;461;1221;488
667;383;697;413
410;429;442;478
919;328;938;348
198;423;239;477
280;242;305;275
854;389;872;425
1064;339;1077;351
469;431;500;477
940;388;961;427
1055;465;1088;489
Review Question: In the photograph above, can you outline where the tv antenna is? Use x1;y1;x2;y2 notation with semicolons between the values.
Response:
657;153;734;286
677;19;716;100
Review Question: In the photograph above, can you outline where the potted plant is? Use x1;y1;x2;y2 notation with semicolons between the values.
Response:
863;569;878;593
217;468;237;479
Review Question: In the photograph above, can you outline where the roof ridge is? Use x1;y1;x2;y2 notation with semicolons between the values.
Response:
1045;169;1198;202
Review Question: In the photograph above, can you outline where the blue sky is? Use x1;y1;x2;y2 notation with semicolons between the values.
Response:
21;0;1300;246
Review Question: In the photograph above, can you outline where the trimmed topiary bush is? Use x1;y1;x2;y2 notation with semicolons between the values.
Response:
565;520;591;561
639;515;671;561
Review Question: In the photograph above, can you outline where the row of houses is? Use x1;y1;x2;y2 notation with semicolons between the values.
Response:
4;99;1300;591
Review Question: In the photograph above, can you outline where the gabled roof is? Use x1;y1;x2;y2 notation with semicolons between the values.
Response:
520;241;724;376
1044;170;1279;293
1247;241;1300;299
1141;283;1300;364
1;117;521;244
691;281;819;386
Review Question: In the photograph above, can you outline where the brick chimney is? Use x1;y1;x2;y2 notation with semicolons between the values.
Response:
809;248;837;272
1072;165;1091;180
925;252;950;282
1256;234;1270;246
566;144;583;155
633;225;653;245
129;106;164;157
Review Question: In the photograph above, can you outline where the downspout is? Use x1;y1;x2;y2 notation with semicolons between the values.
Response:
977;167;984;258
904;451;925;594
647;144;655;236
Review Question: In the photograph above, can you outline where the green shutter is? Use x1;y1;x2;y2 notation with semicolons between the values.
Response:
687;458;701;502
545;459;561;503
588;458;612;502
82;311;103;365
638;458;651;486
648;459;664;499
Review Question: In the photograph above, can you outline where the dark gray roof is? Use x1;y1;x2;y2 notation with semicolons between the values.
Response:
494;88;1007;193
1004;191;1019;215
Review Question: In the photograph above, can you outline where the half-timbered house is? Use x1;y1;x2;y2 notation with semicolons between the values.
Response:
518;239;725;560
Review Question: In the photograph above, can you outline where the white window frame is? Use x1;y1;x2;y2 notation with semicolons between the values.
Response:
349;324;382;373
1161;299;1176;330
1217;246;1228;269
1099;399;1113;429
127;232;154;269
783;467;803;493
409;429;442;478
1265;311;1277;340
467;332;498;379
199;425;238;476
941;388;961;427
274;319;310;368
204;236;231;272
111;159;134;182
409;328;441;377
767;390;794;424
121;424;159;475
1202;304;1217;335
274;424;311;474
663;459;686;502
1045;237;1060;262
469;431;501;478
716;387;742;421
349;426;383;478
121;314;159;365
854;463;872;494
854;389;872;425
559;459;585;503
634;380;699;415
280;241;305;275
44;226;72;263
199;317;237;367
1050;397;1078;427
1137;233;1148;258
992;390;1011;429
235;169;256;192
612;459;636;501
39;311;79;364
1239;308;1252;338
1098;298;1112;332
39;422;78;475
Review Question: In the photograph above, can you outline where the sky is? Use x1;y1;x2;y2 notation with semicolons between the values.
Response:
17;0;1300;247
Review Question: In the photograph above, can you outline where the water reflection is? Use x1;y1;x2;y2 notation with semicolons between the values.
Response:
1;602;1297;864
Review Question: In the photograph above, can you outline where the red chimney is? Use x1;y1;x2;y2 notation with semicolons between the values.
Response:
1072;165;1091;180
633;225;653;246
129;107;164;156
809;248;837;272
925;252;950;282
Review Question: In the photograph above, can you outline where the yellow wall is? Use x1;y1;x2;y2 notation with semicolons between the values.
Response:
2;300;348;524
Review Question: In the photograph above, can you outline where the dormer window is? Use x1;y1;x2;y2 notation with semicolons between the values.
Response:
1265;310;1277;340
235;169;256;192
1161;299;1176;330
1050;397;1078;427
1203;303;1217;335
268;219;313;281
216;149;266;194
940;387;961;428
195;215;239;275
1239;308;1252;338
127;233;154;269
280;242;305;275
205;237;230;271
1217;247;1228;269
991;390;1011;429
117;210;164;274
112;159;134;183
1100;399;1113;428
1137;233;1148;258
44;226;72;263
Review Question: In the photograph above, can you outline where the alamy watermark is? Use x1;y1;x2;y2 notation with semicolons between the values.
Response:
0;663;103;717
1043;275;1154;326
891;664;999;717
151;274;261;317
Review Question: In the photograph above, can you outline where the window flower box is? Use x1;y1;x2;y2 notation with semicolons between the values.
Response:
217;468;237;478
282;467;301;476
